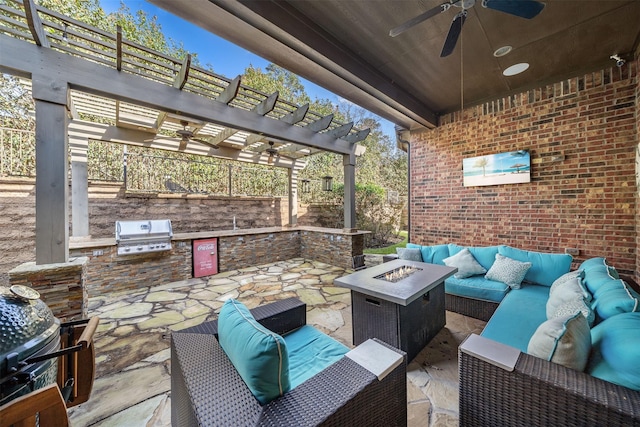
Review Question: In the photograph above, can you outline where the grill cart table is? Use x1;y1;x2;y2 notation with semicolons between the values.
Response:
335;259;457;361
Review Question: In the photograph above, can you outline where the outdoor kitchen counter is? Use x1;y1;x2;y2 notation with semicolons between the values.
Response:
70;226;369;249
68;226;369;297
172;226;370;240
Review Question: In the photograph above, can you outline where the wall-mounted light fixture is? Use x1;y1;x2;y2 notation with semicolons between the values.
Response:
62;23;69;43
322;176;333;191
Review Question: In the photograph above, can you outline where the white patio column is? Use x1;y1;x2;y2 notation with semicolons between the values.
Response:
287;168;299;226
343;153;357;232
32;75;69;264
70;132;90;237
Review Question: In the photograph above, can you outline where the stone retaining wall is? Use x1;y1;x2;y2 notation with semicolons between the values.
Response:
301;230;365;269
69;242;193;297
0;179;338;286
218;231;301;272
8;257;88;320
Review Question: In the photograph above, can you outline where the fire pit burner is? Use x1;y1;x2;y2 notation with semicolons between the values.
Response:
374;265;423;283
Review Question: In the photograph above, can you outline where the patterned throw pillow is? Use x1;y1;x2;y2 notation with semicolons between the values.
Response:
443;247;487;279
527;312;591;371
485;253;532;289
396;247;423;262
551;298;595;327
550;270;588;299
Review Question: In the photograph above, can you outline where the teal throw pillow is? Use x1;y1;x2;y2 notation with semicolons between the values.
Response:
396;247;423;262
587;312;640;391
443;247;486;279
217;299;290;405
484;253;532;289
527;312;591;371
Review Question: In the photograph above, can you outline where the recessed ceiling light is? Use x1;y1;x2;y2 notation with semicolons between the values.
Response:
493;46;512;57
503;63;529;76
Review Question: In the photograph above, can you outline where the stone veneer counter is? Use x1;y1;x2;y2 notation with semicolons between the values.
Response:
69;226;369;298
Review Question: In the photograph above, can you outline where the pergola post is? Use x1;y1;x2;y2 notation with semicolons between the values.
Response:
70;134;90;237
343;153;357;232
32;76;69;264
288;168;298;226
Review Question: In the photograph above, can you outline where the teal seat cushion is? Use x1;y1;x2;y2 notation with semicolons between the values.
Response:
407;243;449;265
583;265;619;295
481;284;550;351
218;299;290;405
587;312;640;391
498;246;572;287
284;325;348;389
448;244;499;271
445;276;510;303
591;279;640;321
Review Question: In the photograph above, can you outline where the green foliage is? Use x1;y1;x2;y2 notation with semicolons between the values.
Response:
364;230;408;255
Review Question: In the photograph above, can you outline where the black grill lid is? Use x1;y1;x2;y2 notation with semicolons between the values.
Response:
0;286;60;377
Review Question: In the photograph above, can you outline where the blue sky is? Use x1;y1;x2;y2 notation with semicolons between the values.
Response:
99;0;396;139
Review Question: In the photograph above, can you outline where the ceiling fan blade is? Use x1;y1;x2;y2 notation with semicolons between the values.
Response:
389;3;451;37
482;0;545;19
440;10;467;57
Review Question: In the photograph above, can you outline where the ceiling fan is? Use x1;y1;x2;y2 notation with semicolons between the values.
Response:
389;0;545;57
175;120;219;150
261;141;295;165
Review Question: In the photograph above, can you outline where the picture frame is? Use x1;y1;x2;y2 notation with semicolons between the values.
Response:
463;150;530;187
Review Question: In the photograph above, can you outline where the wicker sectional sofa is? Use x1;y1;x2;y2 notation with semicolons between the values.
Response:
390;244;640;425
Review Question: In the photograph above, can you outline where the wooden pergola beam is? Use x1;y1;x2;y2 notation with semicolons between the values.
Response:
23;0;50;48
173;54;191;90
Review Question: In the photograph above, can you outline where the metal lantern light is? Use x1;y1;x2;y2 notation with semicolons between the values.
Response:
322;176;333;191
300;179;311;194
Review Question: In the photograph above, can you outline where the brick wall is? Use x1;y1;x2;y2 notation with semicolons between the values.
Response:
410;63;638;278
636;53;640;284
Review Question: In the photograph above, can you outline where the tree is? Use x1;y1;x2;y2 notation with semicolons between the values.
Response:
474;157;489;176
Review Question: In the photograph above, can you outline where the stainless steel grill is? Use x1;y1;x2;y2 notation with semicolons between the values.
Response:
115;219;173;255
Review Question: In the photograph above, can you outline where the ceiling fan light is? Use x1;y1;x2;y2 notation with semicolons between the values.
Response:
493;45;512;57
503;62;529;76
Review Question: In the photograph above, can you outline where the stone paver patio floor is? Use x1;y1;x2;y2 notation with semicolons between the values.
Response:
68;257;485;427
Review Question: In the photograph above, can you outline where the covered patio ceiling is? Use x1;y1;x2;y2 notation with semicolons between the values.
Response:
149;0;640;130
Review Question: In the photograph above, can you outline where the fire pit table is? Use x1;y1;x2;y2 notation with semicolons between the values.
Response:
335;259;457;361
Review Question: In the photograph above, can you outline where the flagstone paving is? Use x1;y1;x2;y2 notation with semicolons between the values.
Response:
68;256;485;427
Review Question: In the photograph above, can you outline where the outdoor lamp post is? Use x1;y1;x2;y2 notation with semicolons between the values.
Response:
322;176;333;191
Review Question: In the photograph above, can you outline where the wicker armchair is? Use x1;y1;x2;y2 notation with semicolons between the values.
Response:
459;334;640;426
171;297;407;426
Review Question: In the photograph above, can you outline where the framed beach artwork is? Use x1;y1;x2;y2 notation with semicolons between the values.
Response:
463;150;531;187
